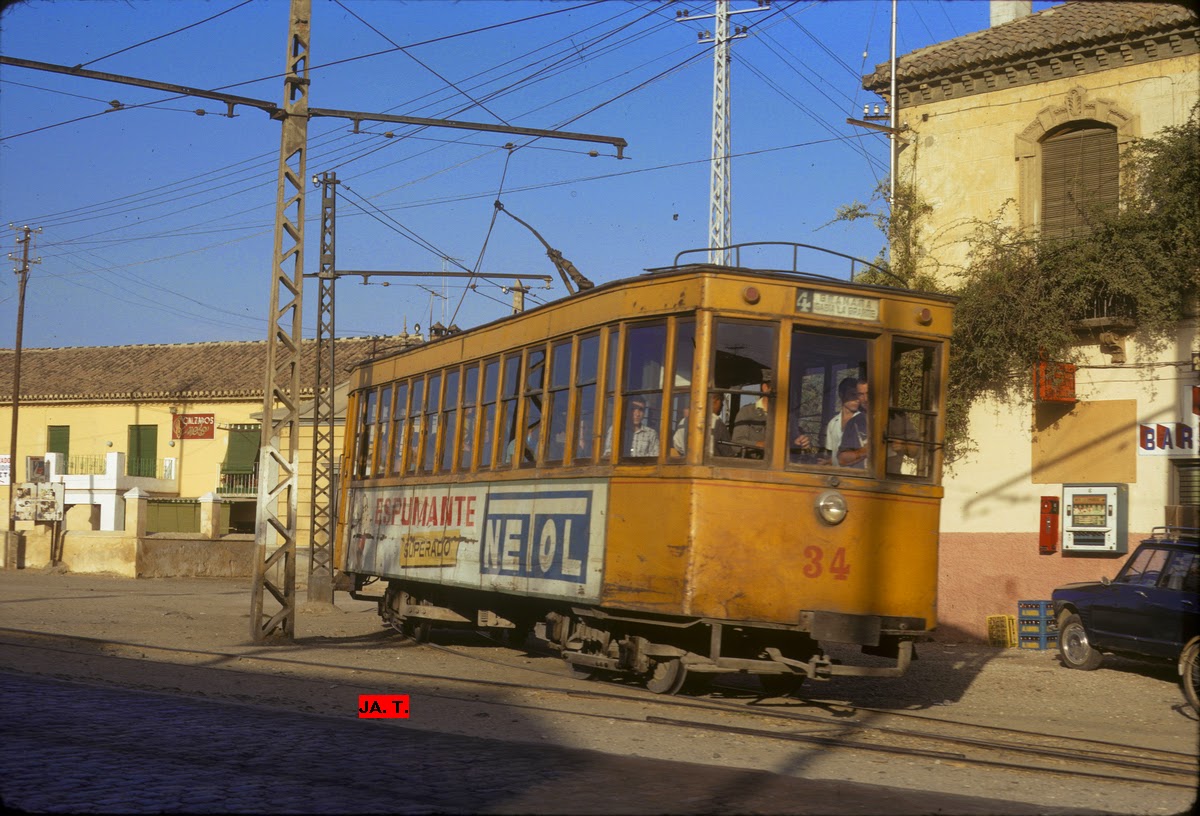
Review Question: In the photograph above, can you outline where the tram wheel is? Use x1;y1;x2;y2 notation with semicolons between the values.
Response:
400;617;432;643
645;659;688;695
759;673;806;698
568;662;597;681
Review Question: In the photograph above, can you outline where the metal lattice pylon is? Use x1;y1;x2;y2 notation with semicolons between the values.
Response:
308;171;338;604
250;0;311;641
709;0;732;266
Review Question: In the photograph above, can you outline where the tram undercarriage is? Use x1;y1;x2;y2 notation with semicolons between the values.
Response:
357;578;918;695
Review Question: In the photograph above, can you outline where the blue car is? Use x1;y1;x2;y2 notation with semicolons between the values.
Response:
1051;527;1199;712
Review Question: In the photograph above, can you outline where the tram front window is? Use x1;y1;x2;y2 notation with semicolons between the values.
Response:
787;331;868;469
709;320;777;461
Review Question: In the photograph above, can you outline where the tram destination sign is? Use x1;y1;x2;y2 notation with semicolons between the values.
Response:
795;289;879;321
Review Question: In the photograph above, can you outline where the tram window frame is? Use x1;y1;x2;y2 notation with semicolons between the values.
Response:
609;321;666;461
668;317;696;460
376;385;393;476
545;339;572;464
480;358;500;471
601;327;620;464
573;332;600;464
407;376;425;475
357;388;378;478
440;367;460;473
422;372;443;473
784;329;872;472
498;353;522;467
887;338;942;481
390;380;410;475
709;319;779;464
459;363;480;473
515;345;546;467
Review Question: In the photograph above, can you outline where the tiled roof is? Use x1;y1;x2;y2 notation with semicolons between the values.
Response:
0;335;421;403
864;1;1198;90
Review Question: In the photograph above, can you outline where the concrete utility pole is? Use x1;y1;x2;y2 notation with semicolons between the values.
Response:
678;1;767;266
6;225;40;553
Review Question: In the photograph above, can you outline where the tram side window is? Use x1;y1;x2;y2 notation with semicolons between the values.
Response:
376;385;393;476
479;359;500;470
498;354;521;466
546;340;571;463
668;319;696;459
390;381;409;475
711;320;777;461
574;333;600;464
354;389;377;478
786;331;868;469
608;322;665;459
601;330;619;461
459;364;479;472
407;377;425;474
422;373;442;472
440;368;459;472
517;347;546;465
888;340;941;479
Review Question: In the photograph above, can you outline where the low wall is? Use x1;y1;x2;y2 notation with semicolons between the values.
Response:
137;534;256;578
4;525;256;579
936;531;1143;642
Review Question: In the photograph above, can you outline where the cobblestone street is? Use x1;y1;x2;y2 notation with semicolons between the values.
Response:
0;670;1027;815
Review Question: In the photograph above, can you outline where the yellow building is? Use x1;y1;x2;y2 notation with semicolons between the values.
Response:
1;335;417;571
863;1;1199;639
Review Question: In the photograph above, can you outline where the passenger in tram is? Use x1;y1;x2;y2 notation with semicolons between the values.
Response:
674;393;729;455
824;376;864;460
603;396;659;457
730;370;773;456
856;379;920;474
837;409;870;468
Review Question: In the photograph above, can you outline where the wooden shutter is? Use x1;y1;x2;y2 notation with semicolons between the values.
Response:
1041;125;1118;240
47;426;70;458
127;424;158;477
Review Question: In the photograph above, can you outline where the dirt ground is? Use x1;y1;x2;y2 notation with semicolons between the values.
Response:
1;569;1197;815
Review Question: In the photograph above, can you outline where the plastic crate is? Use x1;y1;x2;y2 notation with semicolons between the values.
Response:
1019;632;1057;650
987;614;1018;647
1018;618;1058;635
1017;600;1054;619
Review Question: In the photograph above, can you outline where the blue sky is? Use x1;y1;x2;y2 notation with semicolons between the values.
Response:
1;0;1024;349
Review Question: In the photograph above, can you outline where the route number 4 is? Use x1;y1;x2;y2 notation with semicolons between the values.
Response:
802;546;851;580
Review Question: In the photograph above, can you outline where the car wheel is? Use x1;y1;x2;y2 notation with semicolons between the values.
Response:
1058;613;1103;670
1179;638;1200;713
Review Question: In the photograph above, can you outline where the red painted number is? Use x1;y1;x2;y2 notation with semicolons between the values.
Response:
829;547;851;581
801;546;851;580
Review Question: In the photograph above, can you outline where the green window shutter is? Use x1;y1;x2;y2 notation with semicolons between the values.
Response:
222;426;261;474
1041;124;1119;240
127;425;157;477
47;426;70;458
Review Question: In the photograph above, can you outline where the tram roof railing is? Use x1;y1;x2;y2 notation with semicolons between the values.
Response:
666;242;904;286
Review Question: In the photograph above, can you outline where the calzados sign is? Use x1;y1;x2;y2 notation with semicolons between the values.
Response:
172;413;215;439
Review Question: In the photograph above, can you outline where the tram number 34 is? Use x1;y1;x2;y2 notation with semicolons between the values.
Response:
802;546;850;580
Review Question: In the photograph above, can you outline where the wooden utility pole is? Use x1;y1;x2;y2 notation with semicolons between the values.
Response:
6;225;39;560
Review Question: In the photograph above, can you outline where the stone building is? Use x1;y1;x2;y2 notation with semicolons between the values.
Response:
863;1;1199;639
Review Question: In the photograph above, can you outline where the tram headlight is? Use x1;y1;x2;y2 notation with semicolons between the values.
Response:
815;490;847;525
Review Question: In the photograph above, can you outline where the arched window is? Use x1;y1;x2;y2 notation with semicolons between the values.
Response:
1040;122;1118;240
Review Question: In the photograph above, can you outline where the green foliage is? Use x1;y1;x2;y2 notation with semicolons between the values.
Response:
834;103;1200;463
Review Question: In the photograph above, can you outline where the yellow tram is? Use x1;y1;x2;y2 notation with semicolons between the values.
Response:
335;245;955;694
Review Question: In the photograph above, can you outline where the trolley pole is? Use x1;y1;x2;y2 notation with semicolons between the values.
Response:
6;226;39;556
